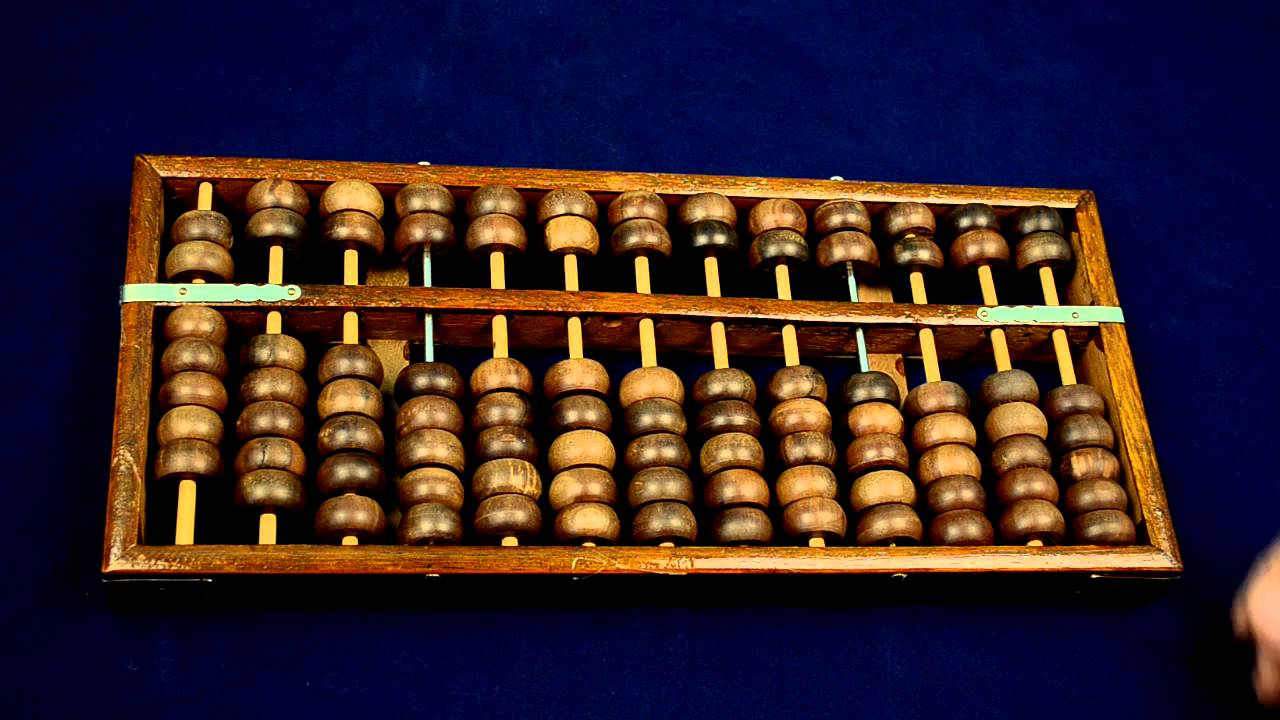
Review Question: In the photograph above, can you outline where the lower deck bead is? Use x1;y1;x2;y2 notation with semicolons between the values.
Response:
846;433;910;474
550;394;613;433
911;411;977;451
236;436;306;477
317;378;384;422
161;337;228;378
1054;413;1116;452
554;502;621;543
398;394;465;436
841;371;902;408
159;371;228;412
239;367;307;408
236;400;305;443
1045;383;1106;422
474;494;542;540
1072;508;1137;545
780;431;837;467
700;432;766;475
628;467;694;507
394;362;464;403
855;503;923;546
924;475;986;514
782;496;846;541
692;367;756;405
846;401;905;437
632;501;697;544
850;469;916;512
619;366;685;408
776;465;838;506
625;398;688;437
995;467;1059;505
165;305;228;346
769;398;832;436
158;405;224;446
711;506;773;545
318;414;385;456
234;469;305;512
979;369;1039;408
703;468;770;509
400;503;463;545
472;458;542;501
240;333;307;373
470;357;534;397
548;428;616;473
990;434;1052;475
549;467;618;510
397;427;466;474
999;498;1066;544
917;444;981;485
315;494;386;542
1058;447;1122;484
929;509;995;546
319;344;384;386
904;381;969;419
984;401;1049;443
316;451;385;497
543;358;610;400
1064;478;1129;515
695;399;761;437
398;466;464;511
472;391;534;432
767;365;827;403
474;425;539;465
155;438;223;481
625;432;691;472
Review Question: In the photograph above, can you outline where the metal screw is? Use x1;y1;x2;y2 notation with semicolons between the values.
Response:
417;161;432;166
829;175;844;181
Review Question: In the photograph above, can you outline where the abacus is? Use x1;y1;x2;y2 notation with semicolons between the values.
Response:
105;156;1180;578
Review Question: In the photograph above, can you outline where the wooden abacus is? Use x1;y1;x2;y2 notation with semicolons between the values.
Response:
104;155;1179;579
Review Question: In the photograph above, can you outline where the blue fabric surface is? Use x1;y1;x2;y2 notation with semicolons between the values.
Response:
5;1;1278;717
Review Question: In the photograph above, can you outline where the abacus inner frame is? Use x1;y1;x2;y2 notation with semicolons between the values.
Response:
103;155;1180;578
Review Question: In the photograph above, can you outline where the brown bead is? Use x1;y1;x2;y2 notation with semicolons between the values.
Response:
882;202;935;238
316;451;385;496
917;444;981;485
549;467;617;510
626;398;687;437
912;411;977;451
846;433;910;475
543;358;610;400
767;365;827;403
394;362;464;403
544;215;600;256
946;203;999;235
1054;413;1115;452
692;368;756;405
703;468;770;509
1015;231;1072;271
849;469;916;512
320;179;384;219
814;199;871;235
777;465;838;506
172;209;234;248
474;426;538;465
624;432;691;472
471;391;533;432
398;466;464;511
165;240;234;282
711;506;773;545
165;306;227;346
317;378;384;422
318;344;384;386
474;494;542;539
628;467;694;507
782;497;846;541
548;429;616;473
632;501;697;544
1064;478;1128;515
239;367;307;408
748;229;809;270
550;394;612;433
1058;447;1122;485
240;333;306;373
890;236;944;272
394;211;454;259
315;494;386;542
930;509;995;546
980;369;1039;408
1045;383;1106;421
610;218;672;257
538;188;598;224
700;432;766;475
317;414;384;456
395;182;455;218
235;436;306;477
247;178;311;216
248;208;308;253
155;438;223;481
472;457;542;501
694;399;759;437
466;185;526;220
688;220;738;256
236;400;305;443
999;499;1066;544
159;371;228;412
995;467;1059;506
555;502;621;543
161;338;227;378
1015;206;1066;237
780;431;837;467
845;401;904;438
465;213;527;255
1072;509;1137;545
904;381;969;419
397;427;466;474
607;190;667;226
985;401;1049;443
769;398;832;436
158;405;224;446
816;230;878;275
679;192;737;226
950;228;1009;270
400;503;463;545
925;475;986;514
322;210;385;254
841;371;901;408
397;394;464;437
748;198;807;236
991;435;1052;475
471;357;534;397
619;366;684;408
855;503;923;546
234;469;305;512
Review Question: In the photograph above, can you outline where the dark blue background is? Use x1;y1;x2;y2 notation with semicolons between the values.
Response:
6;1;1278;717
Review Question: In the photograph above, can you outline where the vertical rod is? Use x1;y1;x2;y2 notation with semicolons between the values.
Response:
909;270;942;383
422;249;434;362
490;251;509;359
635;256;657;367
977;265;1012;372
1039;266;1077;385
565;254;584;360
845;262;870;374
704;256;729;370
342;249;359;344
258;512;277;544
175;182;216;546
774;264;800;367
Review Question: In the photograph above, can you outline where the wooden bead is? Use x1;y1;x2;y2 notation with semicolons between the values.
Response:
471;357;534;397
950;228;1009;270
247;178;311;216
904;380;969;419
777;465;838;506
555;502;621;543
159;371;228;412
394;212;454;259
925;475;986;513
767;365;827;403
165;240;234;282
814;199;870;235
882;202;935;238
1000;498;1066;544
549;467;617;510
471;392;532;434
711;506;773;545
466;185;526;220
234;469;305;512
236;400;305;443
322;210;385;254
624;432;691;472
846;433;910;474
235;436;306;477
610;218;671;257
694;399;760;437
395;182;455;218
161;337;228;378
990;435;1052;475
890;236;944;272
912;411;977;451
619;366;684;408
154;438;223;481
626;398;688;437
608;190;667;226
1054;413;1115;452
398;425;465;473
1015;231;1072;271
1045;383;1106;421
475;493;542;539
319;344;384;386
841;371;901;408
628;467;695;507
748;198;807;236
398;466;464;511
679;192;736;226
246;208;306;248
980;369;1039;408
703;468;770;509
782;496;846;540
550;394;612;433
172;209;233;247
855;503;923;545
995;467;1058;505
317;378;384;421
1064;478;1128;515
472;457;541;501
769;398;832;436
398;394;464;437
158;405;224;445
394;362;464;403
538;188;598;223
465;213;526;255
748;229;808;269
946;203;999;235
632;501;697;544
985;401;1048;443
165;306;227;346
849;469;916;512
548;429;615;473
543;358;610;400
316;451;385;496
1014;206;1065;237
700;432;766;475
1058;447;1122;485
400;503;463;545
816;231;878;274
929;509;994;546
474;426;538;464
240;333;306;373
780;431;837;467
1072;509;1136;545
238;367;307;408
315;494;386;542
692;368;756;404
320;179;384;219
688;219;738;256
317;414;384;456
917;444;981;485
544;215;599;255
846;401;905;438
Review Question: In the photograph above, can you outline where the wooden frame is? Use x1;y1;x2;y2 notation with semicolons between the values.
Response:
103;155;1181;578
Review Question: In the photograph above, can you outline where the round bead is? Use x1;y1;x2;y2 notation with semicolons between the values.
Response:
1058;447;1121;485
712;506;773;545
1054;413;1116;452
767;365;827;403
925;475;986;513
841;371;901;408
929;509;995;546
980;369;1040;408
702;468;770;509
904;381;969;418
916;444;982;485
619;366;684;408
1045;384;1106;421
471;357;534;398
628;467;695;507
161;337;228;378
549;467;617;510
246;207;306;248
316;452;385;496
816;230;878;275
610;218;671;257
236;400;305;443
400;503;463;545
238;367;307;408
466;186;526;220
882;202;935;238
783;497;847;540
1015;232;1072;271
474;426;538;464
946;203;999;236
624;432;691;472
165;306;227;346
394;182;455;218
679;192;736;226
1014;206;1065;237
548;429;616;473
625;398;687;437
235;436;306;477
315;494;386;542
322;210;385;254
1064;478;1128;515
692;368;756;404
846;401;905;438
543;358;610;400
950;227;1010;271
890;236;944;272
990;435;1052;475
172;210;233;248
544;215;599;255
394;211;454;259
846;433;910;474
849;469;916;512
995;467;1058;506
1000;498;1066;544
398;466;464;511
318;344;384;386
780;431;837;467
165;240;234;282
748;229;808;269
694;399;760;437
769;398;831;436
699;432;765;475
240;333;306;373
632;501;697;544
777;465;838;506
234;469;305;512
158;405;224;445
394;362;464;403
814;199;870;235
550;394;612;433
465;213;526;255
320;179;384;219
985;401;1049;443
688;219;738;256
472;458;541;501
474;494;542;539
555;502;621;543
398;394;464;436
154;438;223;481
471;391;533;432
317;414;384;456
1072;509;1137;545
159;371;228;412
748;198;807;236
538;188;598;224
608;191;667;226
912;411;977;451
317;378;384;421
855;503;923;546
247;179;311;216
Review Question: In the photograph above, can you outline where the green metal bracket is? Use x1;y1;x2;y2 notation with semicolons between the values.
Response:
120;283;302;304
979;305;1124;324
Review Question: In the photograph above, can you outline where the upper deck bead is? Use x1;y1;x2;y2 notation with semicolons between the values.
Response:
395;182;455;218
465;185;526;220
319;179;384;219
538;188;598;223
945;203;999;236
1014;206;1066;237
748;228;809;269
247;178;311;216
688;219;738;256
748;198;807;236
610;218;671;257
608;190;667;225
679;192;737;226
813;199;871;235
882;202;935;238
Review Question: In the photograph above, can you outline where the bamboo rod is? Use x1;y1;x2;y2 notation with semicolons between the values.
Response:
704;257;729;370
1040;266;1077;385
774;264;800;367
909;271;941;383
635;256;657;367
978;265;1012;372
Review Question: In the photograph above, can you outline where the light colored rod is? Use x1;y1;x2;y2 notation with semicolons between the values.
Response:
565;255;584;359
909;270;941;383
977;265;1012;372
266;244;284;334
1039;266;1077;385
342;249;359;344
258;512;277;544
704;256;729;370
635;256;657;368
774;264;800;367
844;262;870;374
197;182;213;210
490;251;509;359
175;479;197;545
423;250;434;362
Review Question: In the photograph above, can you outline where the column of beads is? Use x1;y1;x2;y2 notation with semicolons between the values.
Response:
232;179;310;544
680;193;773;545
886;202;995;546
611;191;697;546
946;203;1064;545
811;199;916;546
392;182;467;545
1014;207;1136;545
539;189;621;545
312;180;388;545
466;186;542;545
